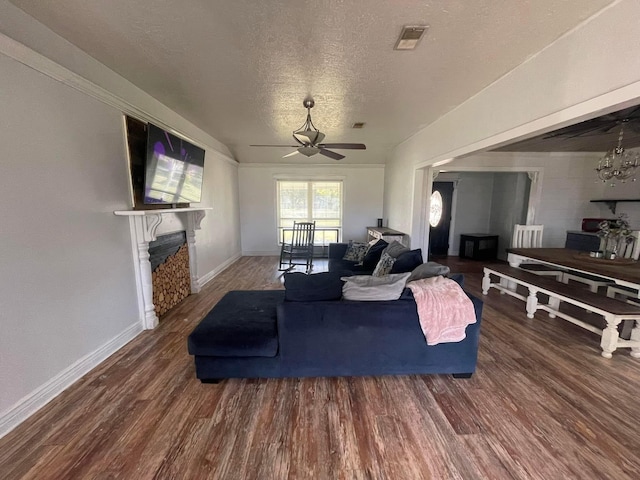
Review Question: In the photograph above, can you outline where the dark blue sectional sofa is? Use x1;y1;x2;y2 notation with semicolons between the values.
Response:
187;271;483;382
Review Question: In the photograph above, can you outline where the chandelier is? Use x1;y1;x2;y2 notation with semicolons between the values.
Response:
595;120;639;186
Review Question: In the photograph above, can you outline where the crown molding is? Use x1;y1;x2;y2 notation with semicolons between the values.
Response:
0;32;238;167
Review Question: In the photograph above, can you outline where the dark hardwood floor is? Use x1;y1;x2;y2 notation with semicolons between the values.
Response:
1;255;640;479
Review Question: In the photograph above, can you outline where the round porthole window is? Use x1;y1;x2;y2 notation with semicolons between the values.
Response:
429;191;443;227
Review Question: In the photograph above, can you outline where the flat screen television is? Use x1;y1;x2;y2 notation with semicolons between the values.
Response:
144;124;205;205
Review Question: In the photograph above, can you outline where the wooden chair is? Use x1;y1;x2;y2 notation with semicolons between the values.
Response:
512;224;564;281
279;221;316;272
606;231;640;303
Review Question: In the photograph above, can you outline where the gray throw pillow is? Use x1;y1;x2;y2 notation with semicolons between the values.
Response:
341;272;411;301
342;242;368;262
408;262;451;282
372;252;396;277
383;240;410;258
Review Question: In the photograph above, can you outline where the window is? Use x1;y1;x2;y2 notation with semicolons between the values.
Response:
429;190;443;227
277;180;342;245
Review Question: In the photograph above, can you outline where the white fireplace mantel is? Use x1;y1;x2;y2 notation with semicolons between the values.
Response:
115;207;212;329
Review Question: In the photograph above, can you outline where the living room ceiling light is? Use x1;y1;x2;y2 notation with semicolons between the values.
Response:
394;25;429;50
595;120;639;186
250;98;366;160
292;99;325;145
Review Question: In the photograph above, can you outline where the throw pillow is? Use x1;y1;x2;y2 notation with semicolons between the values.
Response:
372;252;396;277
382;240;410;258
407;262;450;282
342;241;368;262
390;249;423;274
355;238;379;265
341;273;411;301
362;239;389;271
284;272;346;302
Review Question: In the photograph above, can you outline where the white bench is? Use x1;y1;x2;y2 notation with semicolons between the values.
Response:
482;264;640;358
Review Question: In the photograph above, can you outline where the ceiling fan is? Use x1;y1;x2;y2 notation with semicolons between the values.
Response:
250;98;366;160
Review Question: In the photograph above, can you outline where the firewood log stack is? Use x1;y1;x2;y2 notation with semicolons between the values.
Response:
152;244;191;317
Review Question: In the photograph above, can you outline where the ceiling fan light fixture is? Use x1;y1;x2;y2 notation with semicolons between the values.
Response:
293;129;325;145
298;146;320;157
253;98;367;160
292;99;326;146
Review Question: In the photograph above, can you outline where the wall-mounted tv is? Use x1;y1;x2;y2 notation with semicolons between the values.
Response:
144;124;205;205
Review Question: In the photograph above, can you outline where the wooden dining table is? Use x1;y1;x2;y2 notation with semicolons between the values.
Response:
506;247;640;295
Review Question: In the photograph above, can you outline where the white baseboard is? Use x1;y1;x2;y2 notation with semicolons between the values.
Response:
197;252;242;288
0;322;142;439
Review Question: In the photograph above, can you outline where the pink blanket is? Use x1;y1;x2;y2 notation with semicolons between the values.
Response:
407;276;476;345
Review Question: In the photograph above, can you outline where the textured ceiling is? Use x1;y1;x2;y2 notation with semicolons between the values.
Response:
9;0;616;164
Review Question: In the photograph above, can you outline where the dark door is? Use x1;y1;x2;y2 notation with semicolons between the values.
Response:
429;182;454;257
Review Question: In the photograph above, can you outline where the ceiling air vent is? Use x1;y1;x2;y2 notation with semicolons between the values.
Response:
394;25;428;50
352;122;366;129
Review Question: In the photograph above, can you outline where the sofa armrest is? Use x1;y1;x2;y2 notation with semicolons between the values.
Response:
328;243;349;259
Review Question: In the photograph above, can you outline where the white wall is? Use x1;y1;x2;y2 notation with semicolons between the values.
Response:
194;159;242;279
441;152;610;248
0;53;140;423
438;172;529;259
489;173;530;259
239;164;385;255
447;174;495;254
0;7;240;437
384;0;640;245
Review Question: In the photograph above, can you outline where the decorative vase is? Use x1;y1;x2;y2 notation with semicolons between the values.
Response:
604;237;618;259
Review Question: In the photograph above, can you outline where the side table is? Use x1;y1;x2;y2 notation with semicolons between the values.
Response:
367;227;406;244
459;234;498;260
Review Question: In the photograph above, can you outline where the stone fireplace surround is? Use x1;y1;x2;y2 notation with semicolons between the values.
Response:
114;207;211;329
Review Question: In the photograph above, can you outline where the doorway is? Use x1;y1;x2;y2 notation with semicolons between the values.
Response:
428;182;454;257
433;171;533;260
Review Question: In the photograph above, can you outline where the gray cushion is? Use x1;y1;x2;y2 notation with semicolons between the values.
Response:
408;262;451;282
383;240;410;258
341;273;411;301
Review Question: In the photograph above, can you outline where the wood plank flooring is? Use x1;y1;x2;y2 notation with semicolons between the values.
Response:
1;256;640;479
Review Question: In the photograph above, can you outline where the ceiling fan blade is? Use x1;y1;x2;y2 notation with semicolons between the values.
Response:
318;143;366;150
250;144;299;147
543;123;612;139
319;149;345;161
282;150;300;158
